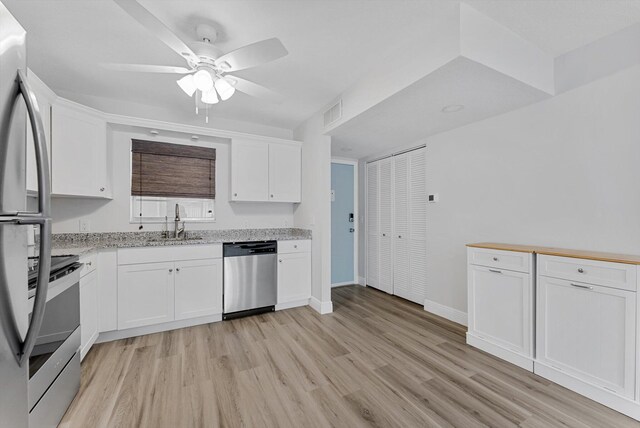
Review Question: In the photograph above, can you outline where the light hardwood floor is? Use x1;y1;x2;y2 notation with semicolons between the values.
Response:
60;285;639;427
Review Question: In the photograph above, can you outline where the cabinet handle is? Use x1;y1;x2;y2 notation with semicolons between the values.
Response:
100;187;105;192
270;194;274;198
169;269;173;273
577;268;585;273
382;233;386;237
294;245;298;249
279;259;283;263
398;235;402;238
488;269;502;274
234;193;238;197
86;261;92;266
176;268;180;272
492;257;499;261
571;283;593;290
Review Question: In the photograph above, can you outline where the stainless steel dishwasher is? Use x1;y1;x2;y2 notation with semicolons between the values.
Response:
223;241;277;319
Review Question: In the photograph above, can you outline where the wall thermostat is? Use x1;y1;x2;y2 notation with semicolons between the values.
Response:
428;193;439;203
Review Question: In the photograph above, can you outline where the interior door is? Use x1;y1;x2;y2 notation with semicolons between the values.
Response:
393;154;410;300
366;162;379;289
331;162;355;285
377;157;393;294
408;148;427;304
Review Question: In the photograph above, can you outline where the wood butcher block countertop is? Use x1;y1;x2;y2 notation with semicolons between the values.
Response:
467;242;640;265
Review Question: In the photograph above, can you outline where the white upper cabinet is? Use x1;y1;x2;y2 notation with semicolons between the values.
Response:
230;138;302;203
268;143;301;202
231;138;269;202
51;100;110;198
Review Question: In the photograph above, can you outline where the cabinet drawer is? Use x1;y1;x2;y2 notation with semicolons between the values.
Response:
118;244;222;265
79;252;97;278
538;255;636;292
467;247;531;273
278;240;311;254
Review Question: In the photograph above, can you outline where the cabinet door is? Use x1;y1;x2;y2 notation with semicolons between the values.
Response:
174;258;222;320
468;265;532;357
268;143;301;202
230;138;269;201
377;157;393;294
408;148;427;305
51;103;108;198
393;154;411;301
366;162;379;289
277;252;311;304
537;276;636;398
117;262;175;330
80;270;98;360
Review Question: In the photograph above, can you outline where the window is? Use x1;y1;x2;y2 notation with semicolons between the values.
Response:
130;139;216;222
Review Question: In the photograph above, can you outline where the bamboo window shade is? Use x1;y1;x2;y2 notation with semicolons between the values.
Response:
131;139;216;199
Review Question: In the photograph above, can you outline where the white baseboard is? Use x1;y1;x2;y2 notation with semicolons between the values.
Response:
358;276;366;286
276;298;310;311
331;281;356;288
97;313;222;343
310;296;333;314
423;298;468;326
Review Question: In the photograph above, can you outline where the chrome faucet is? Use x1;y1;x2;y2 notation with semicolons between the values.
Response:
174;203;185;239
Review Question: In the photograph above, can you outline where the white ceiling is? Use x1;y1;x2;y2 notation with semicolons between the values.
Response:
329;57;550;159
5;0;640;135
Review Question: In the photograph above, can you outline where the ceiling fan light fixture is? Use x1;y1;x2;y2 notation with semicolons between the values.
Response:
177;74;197;96
201;88;219;104
215;77;235;101
193;69;214;91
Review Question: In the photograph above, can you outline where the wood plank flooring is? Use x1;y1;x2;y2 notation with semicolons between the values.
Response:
60;285;639;427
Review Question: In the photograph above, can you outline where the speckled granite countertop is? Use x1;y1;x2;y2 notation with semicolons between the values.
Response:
50;228;311;256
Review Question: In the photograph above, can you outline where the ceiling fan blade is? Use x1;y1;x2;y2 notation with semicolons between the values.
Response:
100;63;192;74
113;0;199;65
226;76;284;103
214;38;288;72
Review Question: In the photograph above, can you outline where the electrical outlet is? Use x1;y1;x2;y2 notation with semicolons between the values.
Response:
79;219;91;233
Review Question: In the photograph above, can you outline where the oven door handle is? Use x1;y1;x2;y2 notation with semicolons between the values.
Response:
13;70;52;366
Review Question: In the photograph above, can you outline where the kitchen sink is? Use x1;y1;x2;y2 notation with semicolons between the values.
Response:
146;236;203;242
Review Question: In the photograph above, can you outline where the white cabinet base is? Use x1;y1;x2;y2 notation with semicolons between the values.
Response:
276;298;310;311
97;313;221;343
467;333;533;371
534;362;640;421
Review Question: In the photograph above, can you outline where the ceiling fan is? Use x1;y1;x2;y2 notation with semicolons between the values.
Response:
103;0;288;112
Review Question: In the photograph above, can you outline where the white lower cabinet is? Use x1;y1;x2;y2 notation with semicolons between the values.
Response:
174;259;223;320
536;275;636;399
79;269;98;360
118;261;175;330
466;247;534;370
277;240;311;308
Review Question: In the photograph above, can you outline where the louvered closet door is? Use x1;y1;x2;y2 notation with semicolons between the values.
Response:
366;162;380;289
408;148;427;304
393;154;411;301
377;158;394;294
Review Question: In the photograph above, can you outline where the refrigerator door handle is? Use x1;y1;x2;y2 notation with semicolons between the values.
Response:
13;70;52;366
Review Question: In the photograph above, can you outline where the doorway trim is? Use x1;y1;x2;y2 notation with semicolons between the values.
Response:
331;157;359;287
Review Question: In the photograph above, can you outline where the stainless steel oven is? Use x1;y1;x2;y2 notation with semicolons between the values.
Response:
27;255;81;428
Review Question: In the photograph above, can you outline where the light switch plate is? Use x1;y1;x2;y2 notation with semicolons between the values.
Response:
79;219;91;233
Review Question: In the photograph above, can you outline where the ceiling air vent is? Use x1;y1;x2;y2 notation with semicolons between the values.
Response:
323;100;342;127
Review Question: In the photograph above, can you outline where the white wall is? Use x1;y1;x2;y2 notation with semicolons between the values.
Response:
426;65;640;313
50;128;294;233
293;113;332;313
358;65;640;315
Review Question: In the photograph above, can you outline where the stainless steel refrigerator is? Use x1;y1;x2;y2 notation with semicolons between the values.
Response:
0;2;52;427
